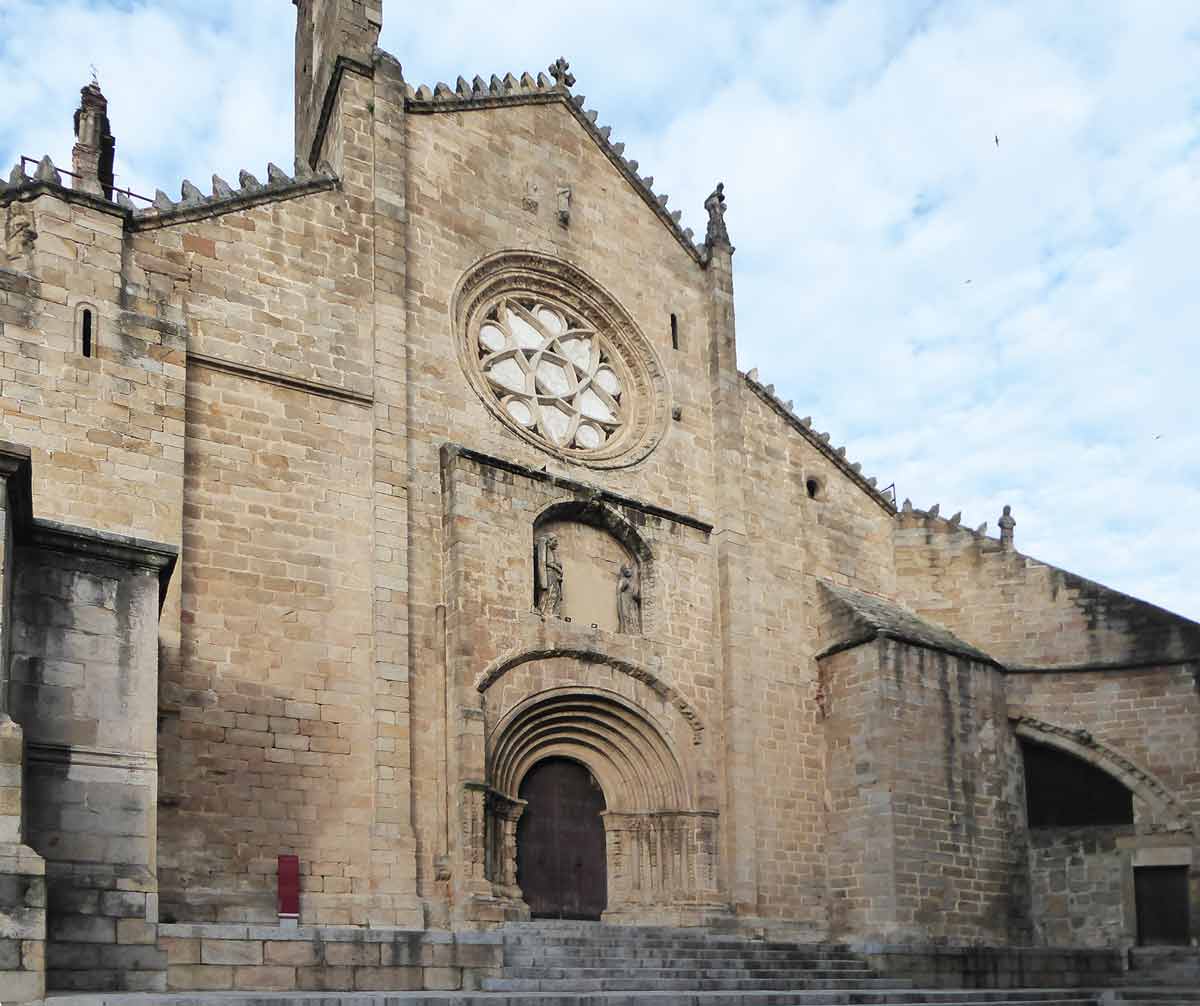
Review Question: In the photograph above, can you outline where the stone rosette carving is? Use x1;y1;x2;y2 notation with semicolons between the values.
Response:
452;251;670;468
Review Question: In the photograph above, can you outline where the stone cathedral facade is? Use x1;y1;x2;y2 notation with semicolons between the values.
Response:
0;1;1197;997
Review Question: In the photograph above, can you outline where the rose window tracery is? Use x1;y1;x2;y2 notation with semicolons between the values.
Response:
476;298;626;452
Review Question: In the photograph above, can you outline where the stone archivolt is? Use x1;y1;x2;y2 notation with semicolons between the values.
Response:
452;250;670;468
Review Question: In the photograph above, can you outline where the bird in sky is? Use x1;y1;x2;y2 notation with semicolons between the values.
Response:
995;134;1000;147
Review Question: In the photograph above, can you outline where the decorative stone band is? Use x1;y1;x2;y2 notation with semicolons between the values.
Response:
1011;713;1195;834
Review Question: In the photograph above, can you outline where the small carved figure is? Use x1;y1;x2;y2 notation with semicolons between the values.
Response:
535;534;563;617
998;504;1016;550
617;563;641;634
4;203;37;265
704;182;729;247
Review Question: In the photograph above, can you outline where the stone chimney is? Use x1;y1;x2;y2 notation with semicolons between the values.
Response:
71;81;115;199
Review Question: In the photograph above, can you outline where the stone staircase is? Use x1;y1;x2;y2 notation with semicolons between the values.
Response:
478;921;1105;1004
1111;947;1200;1005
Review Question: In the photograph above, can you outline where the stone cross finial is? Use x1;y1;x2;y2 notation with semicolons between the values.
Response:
549;57;575;89
998;504;1016;550
704;182;730;248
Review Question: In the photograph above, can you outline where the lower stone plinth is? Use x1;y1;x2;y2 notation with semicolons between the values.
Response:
854;942;1125;988
158;924;504;992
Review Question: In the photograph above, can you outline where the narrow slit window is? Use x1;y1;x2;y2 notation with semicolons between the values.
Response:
81;308;94;358
670;313;679;351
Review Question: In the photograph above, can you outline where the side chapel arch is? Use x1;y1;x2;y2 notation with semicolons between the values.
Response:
1012;715;1194;834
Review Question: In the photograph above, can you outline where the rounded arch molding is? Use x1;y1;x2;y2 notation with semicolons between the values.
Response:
1012;714;1194;834
451;249;671;469
489;686;690;812
474;647;704;744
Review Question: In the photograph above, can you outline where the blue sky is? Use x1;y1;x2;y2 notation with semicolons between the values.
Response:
2;1;1198;619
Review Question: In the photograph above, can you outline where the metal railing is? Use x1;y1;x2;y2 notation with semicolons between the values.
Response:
19;155;151;204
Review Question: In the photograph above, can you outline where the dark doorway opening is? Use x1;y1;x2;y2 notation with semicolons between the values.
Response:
1135;866;1191;945
516;757;607;920
1021;740;1133;827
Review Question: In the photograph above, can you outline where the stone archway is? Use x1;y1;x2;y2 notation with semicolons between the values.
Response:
484;686;719;922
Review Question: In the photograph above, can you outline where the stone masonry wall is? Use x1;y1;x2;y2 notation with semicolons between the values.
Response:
824;636;1029;943
10;545;166;991
157;362;374;925
1028;825;1132;946
736;387;896;929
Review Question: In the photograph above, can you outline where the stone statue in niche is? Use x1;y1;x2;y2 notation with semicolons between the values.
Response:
617;563;641;634
534;534;564;617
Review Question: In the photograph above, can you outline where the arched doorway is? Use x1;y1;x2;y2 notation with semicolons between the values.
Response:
516;757;607;919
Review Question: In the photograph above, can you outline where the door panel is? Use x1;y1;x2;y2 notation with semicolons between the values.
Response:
516;758;607;920
1135;866;1190;945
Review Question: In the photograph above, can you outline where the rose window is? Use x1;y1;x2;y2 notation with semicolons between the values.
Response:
475;298;626;452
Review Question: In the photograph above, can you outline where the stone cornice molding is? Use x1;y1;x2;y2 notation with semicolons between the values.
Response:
190;352;373;408
1011;713;1194;834
441;443;711;534
29;518;177;605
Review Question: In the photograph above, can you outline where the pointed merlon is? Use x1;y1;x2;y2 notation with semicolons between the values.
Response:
948;511;962;527
571;94;585;108
585;109;598;124
417;84;433;100
293;158;313;180
837;447;847;458
266;162;290;186
456;76;471;97
765;384;775;395
489;74;502;94
598;125;612;140
928;503;940;518
867;477;877;487
851;462;862;473
747;368;759;381
35;155;61;184
434;82;453;99
180;180;205;205
239;170;262;192
472;75;486;96
612;142;625;156
626;159;639;172
902;498;913;513
115;191;133;209
519;72;535;89
153;189;175;210
642;175;654;187
9;162;28;186
976;522;988;535
784;400;794;411
683;227;694;240
402;82;416;99
502;73;518;92
670;210;682;223
819;432;831;443
658;194;669;207
537;72;552;89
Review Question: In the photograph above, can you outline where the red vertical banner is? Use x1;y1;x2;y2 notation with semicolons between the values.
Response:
278;854;300;920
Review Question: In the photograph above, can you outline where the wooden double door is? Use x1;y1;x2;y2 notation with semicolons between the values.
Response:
516;758;608;920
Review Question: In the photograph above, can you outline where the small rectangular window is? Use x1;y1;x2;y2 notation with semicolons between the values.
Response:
81;309;93;358
670;313;679;351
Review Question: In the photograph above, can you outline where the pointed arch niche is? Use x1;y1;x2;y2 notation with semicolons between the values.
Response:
476;652;721;924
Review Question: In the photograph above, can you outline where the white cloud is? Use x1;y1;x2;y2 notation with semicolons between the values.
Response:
2;0;1197;619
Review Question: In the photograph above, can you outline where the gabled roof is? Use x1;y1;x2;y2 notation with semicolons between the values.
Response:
817;580;1000;665
399;57;708;266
